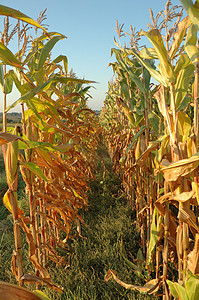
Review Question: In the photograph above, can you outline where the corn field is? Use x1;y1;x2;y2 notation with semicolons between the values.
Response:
1;1;199;299
0;4;99;299
101;1;199;299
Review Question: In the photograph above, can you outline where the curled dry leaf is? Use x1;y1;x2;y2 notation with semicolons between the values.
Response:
0;132;26;145
161;155;199;181
178;206;199;234
104;269;162;294
188;234;199;275
20;273;63;292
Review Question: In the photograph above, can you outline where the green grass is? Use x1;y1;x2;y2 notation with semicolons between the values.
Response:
40;142;158;299
0;143;158;299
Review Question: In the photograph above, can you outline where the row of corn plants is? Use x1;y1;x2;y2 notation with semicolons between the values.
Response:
101;1;199;299
0;4;99;298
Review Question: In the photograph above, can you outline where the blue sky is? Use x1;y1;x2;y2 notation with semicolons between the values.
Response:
0;0;181;111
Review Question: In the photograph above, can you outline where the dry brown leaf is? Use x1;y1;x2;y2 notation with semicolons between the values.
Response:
0;281;42;300
173;191;195;203
178;206;199;233
0;132;24;146
20;216;50;279
161;155;199;181
104;269;161;294
136;142;160;167
188;234;199;275
21;273;63;292
154;85;167;119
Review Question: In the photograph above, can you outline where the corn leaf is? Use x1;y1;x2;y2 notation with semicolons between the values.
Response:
8;69;30;95
0;4;49;37
0;132;24;145
105;269;161;294
125;48;168;86
169;16;190;60
52;55;68;75
139;47;158;59
6;75;95;112
185;273;199;300
37;34;66;72
111;48;147;94
161;153;199;181
175;57;195;109
148;111;161;136
20;162;48;182
0;42;23;68
167;280;189;300
126;125;146;155
33;290;51;300
136;142;160;167
0;281;43;300
0;65;13;94
184;23;199;66
180;0;199;31
148;208;159;268
3;191;23;216
178;111;191;142
141;29;176;84
188;236;199;275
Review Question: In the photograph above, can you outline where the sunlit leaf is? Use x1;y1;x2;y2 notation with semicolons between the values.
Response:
141;29;176;84
0;281;43;300
180;0;199;31
185;23;199;66
125;48;168;86
0;42;23;68
0;4;49;36
21;162;48;182
167;280;189;300
33;290;51;300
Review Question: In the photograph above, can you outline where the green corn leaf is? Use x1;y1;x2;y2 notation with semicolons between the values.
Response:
33;290;51;300
21;162;48;182
52;55;68;75
147;208;159;269
175;56;195;109
148;111;161;136
126;126;146;155
0;42;23;68
6;76;95;112
37;35;66;71
139;47;158;59
167;280;189;300
18;140;74;154
177;95;191;111
0;4;49;37
141;29;176;84
0;65;13;94
0;65;3;89
36;35;66;84
8;69;29;95
26;99;45;125
185;273;199;300
178;111;191;142
125;48;168;86
112;48;147;94
180;0;199;30
175;53;192;75
119;78;130;100
184;23;199;66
